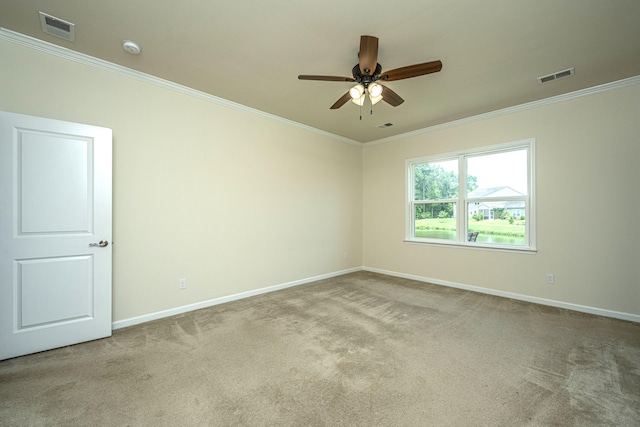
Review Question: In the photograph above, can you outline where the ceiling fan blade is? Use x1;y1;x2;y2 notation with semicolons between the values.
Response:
380;60;442;81
330;92;352;109
298;75;355;82
358;35;379;76
381;85;404;107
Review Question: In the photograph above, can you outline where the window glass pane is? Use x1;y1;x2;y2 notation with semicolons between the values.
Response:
467;149;528;196
468;201;526;246
413;159;458;201
414;202;457;240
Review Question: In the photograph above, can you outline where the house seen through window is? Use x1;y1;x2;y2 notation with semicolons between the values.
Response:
406;139;535;250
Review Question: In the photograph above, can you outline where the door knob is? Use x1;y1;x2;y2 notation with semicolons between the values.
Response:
89;240;109;247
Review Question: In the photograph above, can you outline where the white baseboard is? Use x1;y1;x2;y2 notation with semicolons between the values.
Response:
113;265;639;330
112;267;362;330
363;266;640;324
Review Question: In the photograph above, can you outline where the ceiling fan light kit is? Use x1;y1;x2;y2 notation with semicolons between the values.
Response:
298;35;442;117
369;83;383;98
349;84;365;100
351;94;366;106
370;94;383;105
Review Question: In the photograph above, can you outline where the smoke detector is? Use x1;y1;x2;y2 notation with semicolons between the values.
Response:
39;12;75;42
122;40;142;55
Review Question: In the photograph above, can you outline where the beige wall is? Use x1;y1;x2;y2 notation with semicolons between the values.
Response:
363;82;640;316
2;36;638;322
0;39;363;322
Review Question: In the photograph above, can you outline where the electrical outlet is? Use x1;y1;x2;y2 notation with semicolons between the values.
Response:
178;278;186;290
343;252;349;260
545;274;554;284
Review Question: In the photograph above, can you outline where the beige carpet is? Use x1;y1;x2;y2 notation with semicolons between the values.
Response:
1;271;639;426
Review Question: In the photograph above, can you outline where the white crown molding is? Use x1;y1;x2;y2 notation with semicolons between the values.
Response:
364;74;640;147
0;28;361;146
3;28;639;148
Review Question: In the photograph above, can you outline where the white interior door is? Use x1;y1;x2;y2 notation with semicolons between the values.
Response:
0;111;112;361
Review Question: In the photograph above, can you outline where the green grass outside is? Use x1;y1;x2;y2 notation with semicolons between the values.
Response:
415;218;525;237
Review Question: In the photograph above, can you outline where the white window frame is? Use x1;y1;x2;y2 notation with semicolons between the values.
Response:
405;139;536;252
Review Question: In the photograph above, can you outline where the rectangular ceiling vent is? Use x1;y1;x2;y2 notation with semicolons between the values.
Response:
376;122;394;129
39;12;75;42
538;68;574;84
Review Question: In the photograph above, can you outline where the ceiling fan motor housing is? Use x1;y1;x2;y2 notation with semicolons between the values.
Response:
352;63;383;87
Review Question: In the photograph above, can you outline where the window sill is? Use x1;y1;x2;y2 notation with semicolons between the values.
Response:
403;239;538;254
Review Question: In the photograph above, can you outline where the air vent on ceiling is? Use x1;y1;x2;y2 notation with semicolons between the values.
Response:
39;12;75;42
376;122;394;129
538;68;574;84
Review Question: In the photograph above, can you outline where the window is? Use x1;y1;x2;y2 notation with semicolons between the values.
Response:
406;139;535;250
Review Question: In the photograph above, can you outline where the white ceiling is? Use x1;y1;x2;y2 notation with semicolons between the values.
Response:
1;0;639;143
